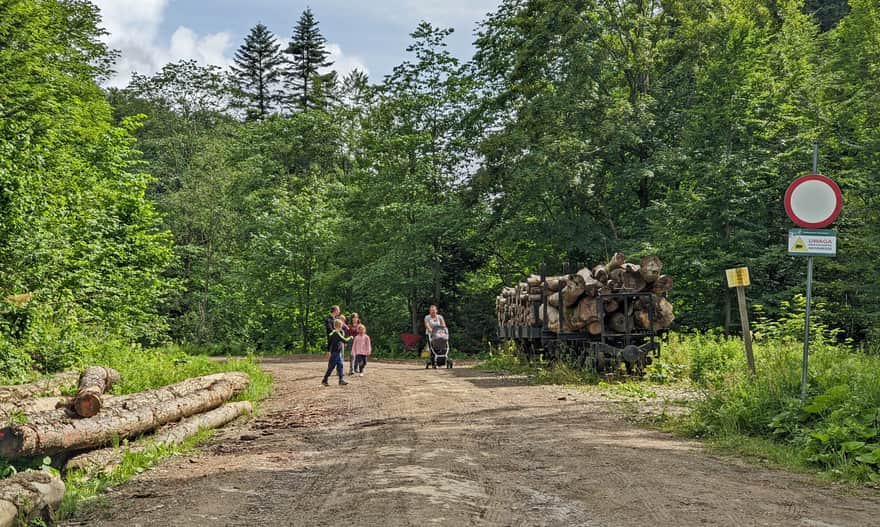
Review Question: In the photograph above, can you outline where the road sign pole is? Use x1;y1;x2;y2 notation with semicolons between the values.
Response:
800;144;819;402
801;255;813;402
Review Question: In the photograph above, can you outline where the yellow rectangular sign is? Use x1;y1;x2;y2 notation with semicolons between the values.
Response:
726;267;751;288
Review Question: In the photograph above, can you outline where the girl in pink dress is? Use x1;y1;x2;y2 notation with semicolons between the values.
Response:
351;324;372;376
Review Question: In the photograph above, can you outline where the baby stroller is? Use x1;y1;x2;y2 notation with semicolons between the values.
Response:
426;327;453;369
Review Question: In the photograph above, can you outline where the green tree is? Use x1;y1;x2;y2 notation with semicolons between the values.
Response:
231;23;285;120
283;8;335;111
0;0;173;370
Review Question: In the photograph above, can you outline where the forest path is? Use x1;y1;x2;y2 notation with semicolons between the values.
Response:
64;356;880;527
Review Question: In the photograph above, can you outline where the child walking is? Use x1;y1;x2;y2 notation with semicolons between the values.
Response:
351;324;372;376
322;319;351;386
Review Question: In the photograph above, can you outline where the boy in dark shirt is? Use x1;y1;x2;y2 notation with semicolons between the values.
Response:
322;319;351;386
324;305;340;351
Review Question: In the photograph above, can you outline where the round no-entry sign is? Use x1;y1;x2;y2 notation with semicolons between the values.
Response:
784;174;842;228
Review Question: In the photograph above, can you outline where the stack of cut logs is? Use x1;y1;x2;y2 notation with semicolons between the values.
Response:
0;367;252;526
496;253;675;334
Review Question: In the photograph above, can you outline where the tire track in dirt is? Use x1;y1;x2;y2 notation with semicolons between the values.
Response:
63;356;880;527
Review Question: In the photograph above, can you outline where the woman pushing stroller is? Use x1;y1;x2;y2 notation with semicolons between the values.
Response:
424;305;452;369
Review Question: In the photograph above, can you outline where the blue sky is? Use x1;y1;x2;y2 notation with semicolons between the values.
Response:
93;0;500;87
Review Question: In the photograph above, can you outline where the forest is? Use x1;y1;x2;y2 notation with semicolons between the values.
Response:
1;0;879;377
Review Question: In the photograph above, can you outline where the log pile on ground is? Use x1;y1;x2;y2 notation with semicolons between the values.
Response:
0;470;65;527
496;253;675;334
0;369;253;524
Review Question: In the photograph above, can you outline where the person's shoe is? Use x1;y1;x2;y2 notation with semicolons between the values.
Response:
339;379;349;386
321;380;329;386
359;373;364;377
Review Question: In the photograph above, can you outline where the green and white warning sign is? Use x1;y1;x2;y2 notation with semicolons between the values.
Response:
788;229;837;256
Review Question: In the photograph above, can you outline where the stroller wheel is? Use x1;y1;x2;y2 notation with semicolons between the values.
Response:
425;362;430;369
447;361;453;369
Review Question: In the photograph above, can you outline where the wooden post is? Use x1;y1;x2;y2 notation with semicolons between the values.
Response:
726;267;755;376
736;286;755;376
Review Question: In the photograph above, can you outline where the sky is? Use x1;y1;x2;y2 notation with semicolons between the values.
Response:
92;0;501;88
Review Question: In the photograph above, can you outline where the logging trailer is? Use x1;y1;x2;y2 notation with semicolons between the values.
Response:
497;262;668;375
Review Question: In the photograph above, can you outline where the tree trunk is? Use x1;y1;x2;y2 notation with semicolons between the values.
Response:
0;470;65;527
65;401;253;476
73;367;120;418
0;373;250;459
0;371;79;403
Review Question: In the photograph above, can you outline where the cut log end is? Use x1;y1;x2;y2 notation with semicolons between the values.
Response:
73;393;102;418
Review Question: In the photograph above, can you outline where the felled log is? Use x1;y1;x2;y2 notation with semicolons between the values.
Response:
0;371;79;403
635;296;675;330
0;470;65;527
572;268;600;297
0;372;250;459
65;401;253;476
607;252;626;272
592;265;609;283
620;264;647;292
587;321;602;336
540;305;560;332
526;275;542;287
73;366;120;418
545;277;561;292
561;280;584;307
640;256;662;283
576;297;599;325
653;275;673;294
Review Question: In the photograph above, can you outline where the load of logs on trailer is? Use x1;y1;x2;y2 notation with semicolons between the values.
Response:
0;367;252;526
494;253;674;374
496;253;674;334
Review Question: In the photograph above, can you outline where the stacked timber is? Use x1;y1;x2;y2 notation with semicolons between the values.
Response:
495;253;675;334
0;369;253;525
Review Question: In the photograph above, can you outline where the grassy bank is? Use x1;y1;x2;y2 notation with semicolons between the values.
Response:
480;327;880;484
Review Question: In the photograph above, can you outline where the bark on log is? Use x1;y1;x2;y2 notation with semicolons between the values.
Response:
652;275;673;294
65;401;253;475
0;470;65;527
640;256;662;283
592;265;609;283
607;253;626;272
0;371;79;403
547;292;560;308
545;277;561;292
576;297;599;324
73;367;120;418
0;372;250;459
572;268;600;297
621;264;647;292
655;296;675;329
561;280;585;307
540;305;560;332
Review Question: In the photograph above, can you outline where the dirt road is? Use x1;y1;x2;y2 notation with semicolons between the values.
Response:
65;357;880;527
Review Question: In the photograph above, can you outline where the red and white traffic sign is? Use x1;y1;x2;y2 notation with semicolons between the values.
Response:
784;174;842;228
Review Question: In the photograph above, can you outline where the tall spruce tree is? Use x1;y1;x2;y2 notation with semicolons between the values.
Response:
283;8;335;111
231;23;284;120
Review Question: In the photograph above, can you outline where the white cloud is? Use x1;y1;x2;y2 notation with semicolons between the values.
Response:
325;43;369;78
93;0;233;87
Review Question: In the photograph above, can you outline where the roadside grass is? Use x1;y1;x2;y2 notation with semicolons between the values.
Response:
479;317;880;485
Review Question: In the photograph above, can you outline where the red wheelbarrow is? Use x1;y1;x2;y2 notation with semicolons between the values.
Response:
400;333;422;355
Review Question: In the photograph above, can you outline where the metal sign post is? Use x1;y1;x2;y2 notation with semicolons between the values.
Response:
784;144;842;402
